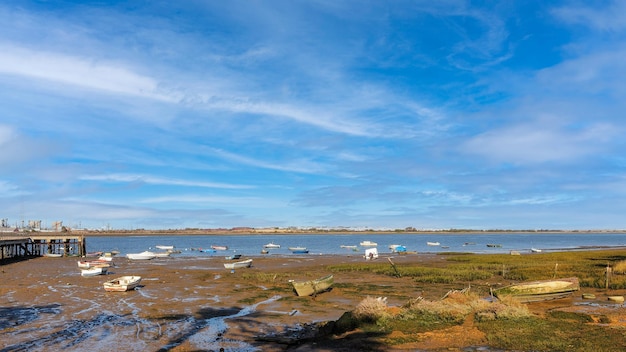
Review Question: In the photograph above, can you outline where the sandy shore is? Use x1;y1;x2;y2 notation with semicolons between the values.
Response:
1;252;624;351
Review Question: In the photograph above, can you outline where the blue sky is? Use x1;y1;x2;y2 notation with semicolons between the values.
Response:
1;1;626;231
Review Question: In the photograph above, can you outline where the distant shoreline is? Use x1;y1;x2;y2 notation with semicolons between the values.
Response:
2;228;625;237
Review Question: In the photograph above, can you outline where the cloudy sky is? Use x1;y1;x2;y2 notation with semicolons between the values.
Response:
1;1;625;231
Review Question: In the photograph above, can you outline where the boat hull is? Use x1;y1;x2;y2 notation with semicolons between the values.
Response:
291;275;334;296
224;259;253;269
103;276;142;292
493;277;579;303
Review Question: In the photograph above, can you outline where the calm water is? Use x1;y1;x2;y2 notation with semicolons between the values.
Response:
86;232;626;257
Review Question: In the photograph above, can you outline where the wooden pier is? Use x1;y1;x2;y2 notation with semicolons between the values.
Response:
0;233;86;262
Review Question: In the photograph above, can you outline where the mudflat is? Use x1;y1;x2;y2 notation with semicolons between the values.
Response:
1;252;624;351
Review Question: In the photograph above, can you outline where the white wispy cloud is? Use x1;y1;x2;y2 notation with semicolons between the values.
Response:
79;174;253;189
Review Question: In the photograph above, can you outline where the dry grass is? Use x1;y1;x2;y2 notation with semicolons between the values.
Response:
613;260;626;274
353;296;390;322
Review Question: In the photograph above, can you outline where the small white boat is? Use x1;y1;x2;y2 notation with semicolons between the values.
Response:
263;242;281;249
211;245;228;251
155;245;174;250
426;241;440;246
360;240;377;247
225;254;242;260
43;253;63;257
288;247;309;254
365;247;379;260
224;259;253;269
77;260;110;269
340;245;358;249
103;276;142;292
153;252;171;258
126;251;156;260
98;256;114;262
531;248;542;253
81;266;108;277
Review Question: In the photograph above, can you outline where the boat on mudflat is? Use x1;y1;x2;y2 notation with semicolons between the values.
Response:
126;251;156;260
80;266;108;277
103;276;142;292
288;247;309;254
492;277;580;303
223;259;253;269
77;260;111;269
290;274;334;296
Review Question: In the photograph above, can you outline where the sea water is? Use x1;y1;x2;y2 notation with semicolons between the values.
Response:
86;232;626;257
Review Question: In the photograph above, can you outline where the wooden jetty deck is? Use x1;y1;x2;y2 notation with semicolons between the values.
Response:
0;233;86;262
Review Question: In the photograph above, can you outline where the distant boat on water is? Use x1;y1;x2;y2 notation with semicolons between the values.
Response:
360;240;377;247
426;241;440;246
155;245;174;250
263;242;281;249
486;244;502;248
289;247;309;254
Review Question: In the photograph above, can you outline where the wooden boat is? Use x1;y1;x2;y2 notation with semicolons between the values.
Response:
103;276;142;292
126;251;156;260
288;247;309;254
224;259;253;269
359;240;377;247
155;245;174;250
77;260;110;269
607;295;624;303
263;242;281;249
492;277;580;303
290;274;334;296
225;254;242;260
211;245;228;251
80;266;108;277
426;241;440;246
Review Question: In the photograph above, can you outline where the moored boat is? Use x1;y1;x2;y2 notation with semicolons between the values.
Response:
290;274;334;296
126;251;156;260
263;242;281;249
223;259;253;269
225;254;242;260
288;247;309;254
359;240;377;247
80;266;108;277
486;243;502;248
155;245;174;250
340;245;358;249
426;241;440;246
211;245;229;251
103;276;142;292
492;277;580;303
531;248;542;253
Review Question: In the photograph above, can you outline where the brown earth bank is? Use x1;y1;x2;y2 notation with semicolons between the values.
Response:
1;252;625;351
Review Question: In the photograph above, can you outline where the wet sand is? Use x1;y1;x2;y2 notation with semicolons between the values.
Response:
1;253;624;351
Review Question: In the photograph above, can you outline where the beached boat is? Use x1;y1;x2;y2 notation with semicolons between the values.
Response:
263;242;281;249
77;260;110;269
153;251;171;258
492;277;580;303
531;248;542;253
43;252;63;257
80;266;108;277
126;251;156;260
103;276;142;292
359;240;377;247
223;259;253;269
155;245;174;250
608;295;624;303
98;255;114;262
288;247;309;254
426;241;440;246
365;247;379;260
225;254;242;260
290;274;334;297
211;245;229;251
